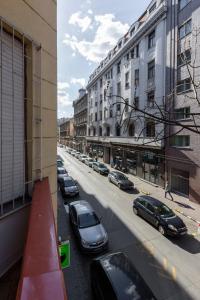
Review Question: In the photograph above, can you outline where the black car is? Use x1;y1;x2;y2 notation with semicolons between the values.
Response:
108;171;133;190
90;252;157;300
133;196;187;237
60;176;79;198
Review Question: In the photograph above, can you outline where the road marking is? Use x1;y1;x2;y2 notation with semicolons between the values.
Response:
163;257;168;271
171;266;176;281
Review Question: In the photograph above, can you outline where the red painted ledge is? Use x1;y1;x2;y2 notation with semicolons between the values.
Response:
16;178;67;300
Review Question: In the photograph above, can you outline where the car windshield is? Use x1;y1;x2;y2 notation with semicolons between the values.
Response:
99;164;106;168
88;159;93;162
58;169;66;174
64;180;75;187
78;212;100;228
116;174;127;180
155;204;175;218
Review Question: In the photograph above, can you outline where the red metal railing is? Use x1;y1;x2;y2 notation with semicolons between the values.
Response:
16;178;67;300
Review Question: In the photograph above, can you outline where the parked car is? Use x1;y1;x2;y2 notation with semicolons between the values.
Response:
108;171;133;189
90;252;157;300
85;158;95;167
133;196;187;237
92;162;109;175
57;167;68;183
71;151;77;156
79;154;88;163
60;176;79;198
69;200;108;253
74;151;81;158
57;159;64;168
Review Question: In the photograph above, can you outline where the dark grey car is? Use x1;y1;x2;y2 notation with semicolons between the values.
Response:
92;162;109;175
133;196;187;237
60;176;79;198
69;200;108;253
108;171;133;189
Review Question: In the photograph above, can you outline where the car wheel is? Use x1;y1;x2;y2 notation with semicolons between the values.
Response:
158;225;166;236
133;207;138;215
118;184;121;189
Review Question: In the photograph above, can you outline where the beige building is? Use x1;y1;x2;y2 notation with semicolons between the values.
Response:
0;0;57;278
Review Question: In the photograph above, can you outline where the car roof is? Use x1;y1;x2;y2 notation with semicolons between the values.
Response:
63;176;73;181
70;200;93;214
93;252;156;300
137;195;163;206
111;171;124;176
57;166;65;171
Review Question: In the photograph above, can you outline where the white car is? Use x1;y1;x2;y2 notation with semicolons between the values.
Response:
79;154;88;162
85;158;95;167
74;151;81;158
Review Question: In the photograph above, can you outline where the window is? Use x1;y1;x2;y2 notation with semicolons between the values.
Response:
104;89;107;101
149;2;156;13
177;78;191;93
147;91;155;107
131;48;135;59
130;27;135;36
95;102;97;107
117;82;121;95
99;111;102;120
95;112;97;121
131;44;139;59
174;107;190;120
116;103;121;112
118;41;122;49
146;121;155;137
126;53;129;60
128;123;135;136
100;78;103;88
116;125;121;136
125;99;129;112
100;94;103;103
93;128;96;136
148;60;155;80
179;19;192;39
134;97;139;109
88;128;91;136
148;30;155;49
170;135;190;147
106;126;110;136
177;49;191;67
146;203;155;213
136;44;139;58
135;69;139;86
104;108;107;118
125;72;129;89
179;0;191;10
117;61;121;74
99;127;102;136
109;109;113;118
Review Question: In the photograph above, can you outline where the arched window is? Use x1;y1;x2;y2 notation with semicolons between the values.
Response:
116;124;121;136
146;121;155;137
128;123;135;136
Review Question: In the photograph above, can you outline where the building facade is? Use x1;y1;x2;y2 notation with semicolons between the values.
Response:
86;0;167;186
165;0;200;203
73;89;88;152
60;118;75;147
0;1;57;277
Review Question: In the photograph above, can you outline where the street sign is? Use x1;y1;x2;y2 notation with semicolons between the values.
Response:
59;240;70;269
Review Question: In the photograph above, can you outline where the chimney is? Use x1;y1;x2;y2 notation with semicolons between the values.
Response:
78;88;86;98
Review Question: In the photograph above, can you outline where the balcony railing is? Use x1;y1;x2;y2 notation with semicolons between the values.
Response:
16;178;67;300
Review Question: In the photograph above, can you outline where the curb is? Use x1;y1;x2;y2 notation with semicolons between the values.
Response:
174;208;200;225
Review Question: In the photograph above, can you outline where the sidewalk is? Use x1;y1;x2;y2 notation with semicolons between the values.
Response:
104;163;200;226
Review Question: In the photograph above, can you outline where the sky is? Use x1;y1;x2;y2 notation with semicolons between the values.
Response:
57;0;151;118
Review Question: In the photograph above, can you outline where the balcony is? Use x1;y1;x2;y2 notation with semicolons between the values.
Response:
16;178;67;300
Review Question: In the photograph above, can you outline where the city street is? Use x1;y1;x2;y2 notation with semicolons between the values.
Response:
58;148;200;300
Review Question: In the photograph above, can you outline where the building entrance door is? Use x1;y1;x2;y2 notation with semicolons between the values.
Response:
171;168;189;197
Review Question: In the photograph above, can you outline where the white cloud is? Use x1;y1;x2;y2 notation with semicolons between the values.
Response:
58;82;69;90
69;11;92;32
63;14;129;63
70;77;86;87
72;52;76;57
87;9;93;15
86;0;92;4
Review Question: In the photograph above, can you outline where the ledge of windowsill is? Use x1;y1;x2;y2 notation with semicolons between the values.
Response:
170;146;192;150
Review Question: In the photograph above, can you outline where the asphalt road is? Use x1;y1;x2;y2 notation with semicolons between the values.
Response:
58;148;200;300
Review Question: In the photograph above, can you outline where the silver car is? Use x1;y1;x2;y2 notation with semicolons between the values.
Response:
79;154;88;162
69;200;108;253
57;167;68;183
85;158;95;167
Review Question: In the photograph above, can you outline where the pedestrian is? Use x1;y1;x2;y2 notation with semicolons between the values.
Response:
165;181;173;201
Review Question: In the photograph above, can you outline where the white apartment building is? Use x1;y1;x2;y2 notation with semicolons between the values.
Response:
86;0;167;186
